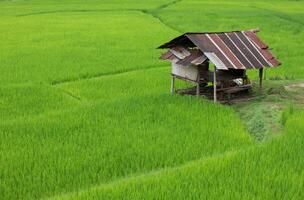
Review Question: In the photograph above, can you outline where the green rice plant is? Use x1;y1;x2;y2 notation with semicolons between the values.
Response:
0;94;252;200
281;104;294;125
0;84;80;121
0;68;252;200
0;10;176;84
56;68;171;102
0;0;303;199
0;0;170;17
55;110;304;200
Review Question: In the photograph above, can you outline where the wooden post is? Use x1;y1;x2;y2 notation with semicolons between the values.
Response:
259;68;263;89
171;75;175;94
196;82;200;97
213;66;217;102
196;69;200;97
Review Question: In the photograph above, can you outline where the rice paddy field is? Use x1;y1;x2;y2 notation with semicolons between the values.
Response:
0;0;303;199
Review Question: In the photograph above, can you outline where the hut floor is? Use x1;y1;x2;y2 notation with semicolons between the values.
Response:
176;84;253;104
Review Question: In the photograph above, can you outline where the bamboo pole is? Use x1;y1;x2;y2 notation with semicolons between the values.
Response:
214;66;217;102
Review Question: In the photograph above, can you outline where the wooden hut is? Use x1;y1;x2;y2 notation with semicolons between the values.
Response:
158;29;281;102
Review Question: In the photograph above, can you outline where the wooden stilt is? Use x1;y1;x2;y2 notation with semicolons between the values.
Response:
196;69;200;97
171;75;175;94
196;82;200;97
259;68;263;89
214;66;217;102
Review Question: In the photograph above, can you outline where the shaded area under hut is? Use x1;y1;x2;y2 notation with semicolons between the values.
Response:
158;29;281;102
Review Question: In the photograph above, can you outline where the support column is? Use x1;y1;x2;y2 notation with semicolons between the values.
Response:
259;68;263;89
171;75;175;94
213;66;217;103
196;70;200;97
196;82;200;97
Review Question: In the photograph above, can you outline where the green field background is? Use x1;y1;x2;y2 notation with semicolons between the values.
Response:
0;0;303;199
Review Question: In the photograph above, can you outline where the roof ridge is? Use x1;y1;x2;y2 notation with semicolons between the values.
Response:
184;28;260;35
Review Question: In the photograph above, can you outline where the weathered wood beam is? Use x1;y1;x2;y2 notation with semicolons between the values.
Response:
171;74;200;84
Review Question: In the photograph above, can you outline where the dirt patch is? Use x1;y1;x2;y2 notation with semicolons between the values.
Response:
284;82;304;91
283;82;304;106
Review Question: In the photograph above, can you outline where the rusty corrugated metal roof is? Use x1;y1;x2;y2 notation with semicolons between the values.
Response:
158;30;281;70
160;49;208;67
176;49;207;66
169;46;191;59
159;50;175;60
